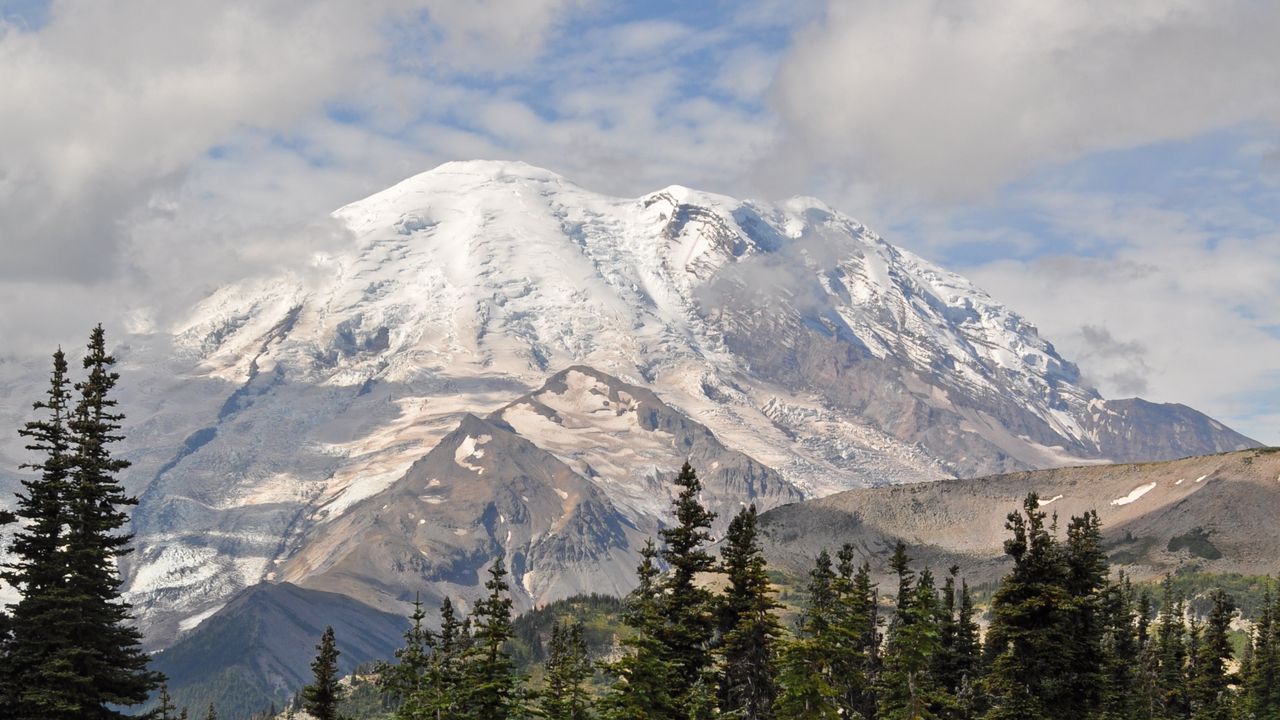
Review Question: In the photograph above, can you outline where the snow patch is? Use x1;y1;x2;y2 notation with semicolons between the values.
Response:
1195;474;1208;483
455;434;491;474
178;604;224;633
1038;494;1063;507
1110;482;1158;506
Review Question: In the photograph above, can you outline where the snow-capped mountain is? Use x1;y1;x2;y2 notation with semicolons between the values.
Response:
0;160;1256;646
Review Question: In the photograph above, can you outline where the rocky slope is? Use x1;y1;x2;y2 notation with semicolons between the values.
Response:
0;161;1256;646
758;448;1280;590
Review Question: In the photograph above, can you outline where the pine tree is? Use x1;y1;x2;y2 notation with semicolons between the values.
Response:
540;620;592;720
830;553;881;720
155;684;180;720
1188;589;1236;720
62;326;162;717
204;703;218;720
302;626;345;720
1;349;86;719
775;551;840;720
1063;511;1108;719
657;462;718;707
601;540;678;720
1097;577;1139;720
460;556;521;720
1154;579;1190;719
717;505;782;720
982;494;1074;720
379;594;435;716
1243;583;1280;720
879;563;949;720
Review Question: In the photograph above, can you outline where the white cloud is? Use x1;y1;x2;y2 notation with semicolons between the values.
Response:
963;191;1280;443
771;0;1280;202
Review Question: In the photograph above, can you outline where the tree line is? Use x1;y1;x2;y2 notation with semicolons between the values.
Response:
306;465;1280;720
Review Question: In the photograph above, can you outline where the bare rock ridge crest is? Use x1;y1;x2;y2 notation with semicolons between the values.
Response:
0;160;1255;649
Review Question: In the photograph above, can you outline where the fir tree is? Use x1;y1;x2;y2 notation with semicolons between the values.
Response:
540;620;592;720
600;540;678;720
1188;588;1235;720
831;553;881;720
1154;579;1190;719
302;626;345;720
717;505;782;720
417;596;469;720
461;556;522;720
1;349;85;719
379;594;435;716
1063;511;1108;719
982;494;1074;720
1097;578;1139;720
155;684;180;720
775;551;840;720
1243;583;1280;720
63;326;162;717
657;462;718;707
879;564;949;720
204;703;218;720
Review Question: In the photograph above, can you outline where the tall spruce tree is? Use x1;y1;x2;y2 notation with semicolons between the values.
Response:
1154;579;1190;719
717;505;782;720
302;626;345;720
775;550;840;720
878;564;949;720
1243;584;1280;720
1064;511;1108;719
982;494;1074;720
601;540;678;720
64;326;161;717
830;547;879;720
657;462;718;708
379;594;435;717
540;620;592;720
1188;588;1236;720
1;349;84;719
461;556;521;720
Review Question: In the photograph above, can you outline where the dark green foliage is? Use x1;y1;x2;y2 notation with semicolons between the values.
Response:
831;549;881;720
1188;589;1235;720
775;550;840;720
1242;583;1280;720
657;462;718;708
460;557;522;720
1;349;82;719
378;595;434;714
1;330;160;719
539;620;593;720
1154;579;1191;718
717;505;782;720
878;561;949;720
302;626;345;720
982;494;1074;720
600;540;678;720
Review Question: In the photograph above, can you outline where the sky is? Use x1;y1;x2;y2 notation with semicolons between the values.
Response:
1;0;1279;443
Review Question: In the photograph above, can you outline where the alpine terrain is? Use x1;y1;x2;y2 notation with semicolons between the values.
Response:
0;160;1257;649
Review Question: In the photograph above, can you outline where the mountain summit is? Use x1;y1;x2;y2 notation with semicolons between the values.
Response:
0;160;1253;646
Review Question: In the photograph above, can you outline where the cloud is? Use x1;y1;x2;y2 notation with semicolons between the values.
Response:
0;0;585;350
964;190;1280;443
771;0;1280;202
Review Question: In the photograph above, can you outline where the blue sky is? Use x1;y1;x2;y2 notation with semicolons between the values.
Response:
1;0;1279;442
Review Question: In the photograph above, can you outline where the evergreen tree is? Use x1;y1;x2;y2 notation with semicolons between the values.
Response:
600;540;678;720
302;626;345;720
1188;589;1236;720
775;551;840;720
1154;580;1190;719
461;557;522;720
63;326;162;717
379;594;435;716
1243;583;1280;720
155;684;180;720
879;563;949;720
417;596;469;720
1063;511;1109;720
982;494;1074;720
1097;578;1139;720
1;349;84;719
717;505;782;720
830;547;879;720
204;703;218;720
540;620;592;720
657;462;718;707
